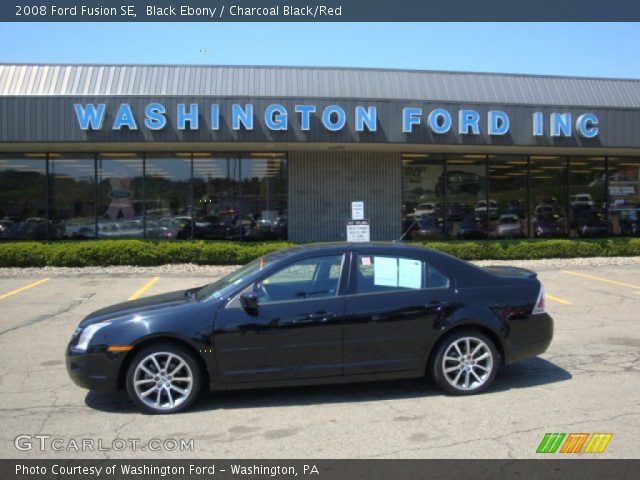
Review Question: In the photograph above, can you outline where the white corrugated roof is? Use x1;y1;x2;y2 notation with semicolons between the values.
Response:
1;64;639;108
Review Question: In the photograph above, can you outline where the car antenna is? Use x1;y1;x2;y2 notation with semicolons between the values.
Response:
393;219;417;243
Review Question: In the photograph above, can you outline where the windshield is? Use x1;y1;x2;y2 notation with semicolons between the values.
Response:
195;256;272;301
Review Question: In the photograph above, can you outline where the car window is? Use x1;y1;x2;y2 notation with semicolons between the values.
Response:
427;266;449;288
356;255;424;293
356;255;449;293
255;255;344;304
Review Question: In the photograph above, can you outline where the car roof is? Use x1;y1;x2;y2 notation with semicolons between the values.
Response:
277;241;430;255
262;242;457;265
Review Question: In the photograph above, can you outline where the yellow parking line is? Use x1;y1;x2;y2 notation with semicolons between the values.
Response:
561;270;640;290
0;278;50;300
128;277;160;301
546;294;572;305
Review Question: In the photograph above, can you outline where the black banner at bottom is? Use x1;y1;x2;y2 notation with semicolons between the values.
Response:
3;459;640;480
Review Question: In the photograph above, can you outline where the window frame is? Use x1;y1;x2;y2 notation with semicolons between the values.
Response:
347;251;450;297
225;252;350;309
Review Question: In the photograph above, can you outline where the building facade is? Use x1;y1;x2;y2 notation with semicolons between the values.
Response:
1;64;639;242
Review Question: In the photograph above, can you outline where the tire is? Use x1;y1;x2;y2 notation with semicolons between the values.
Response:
125;342;202;414
431;330;499;395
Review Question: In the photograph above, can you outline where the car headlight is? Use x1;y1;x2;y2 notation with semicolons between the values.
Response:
74;322;111;352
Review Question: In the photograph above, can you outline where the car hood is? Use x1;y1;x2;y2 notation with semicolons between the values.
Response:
79;289;196;327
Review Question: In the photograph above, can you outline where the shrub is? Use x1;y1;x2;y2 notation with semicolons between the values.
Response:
0;238;638;267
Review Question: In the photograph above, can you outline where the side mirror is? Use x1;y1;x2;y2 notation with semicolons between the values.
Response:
239;292;259;315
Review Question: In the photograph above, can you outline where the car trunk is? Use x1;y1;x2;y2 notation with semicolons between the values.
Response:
481;266;537;279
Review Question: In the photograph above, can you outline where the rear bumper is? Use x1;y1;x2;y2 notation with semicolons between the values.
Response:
66;346;125;391
503;313;553;364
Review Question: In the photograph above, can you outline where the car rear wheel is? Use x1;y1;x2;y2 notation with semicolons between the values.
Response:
431;330;499;395
126;343;202;414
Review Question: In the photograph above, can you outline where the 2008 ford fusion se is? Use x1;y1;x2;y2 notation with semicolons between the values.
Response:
66;243;553;414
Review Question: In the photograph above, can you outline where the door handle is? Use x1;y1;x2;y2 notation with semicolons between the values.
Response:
277;318;297;326
278;312;337;326
311;313;338;323
427;300;450;311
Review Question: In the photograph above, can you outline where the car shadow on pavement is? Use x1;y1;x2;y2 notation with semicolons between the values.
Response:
84;357;571;414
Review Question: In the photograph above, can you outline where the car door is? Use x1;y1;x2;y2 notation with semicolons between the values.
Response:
214;253;348;383
343;250;454;375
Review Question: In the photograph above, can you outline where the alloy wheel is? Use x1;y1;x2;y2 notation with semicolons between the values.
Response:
132;351;194;411
441;336;494;391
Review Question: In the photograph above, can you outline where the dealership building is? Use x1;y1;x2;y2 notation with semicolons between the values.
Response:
0;64;639;242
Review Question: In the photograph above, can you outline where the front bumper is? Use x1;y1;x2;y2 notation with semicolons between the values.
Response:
66;345;126;391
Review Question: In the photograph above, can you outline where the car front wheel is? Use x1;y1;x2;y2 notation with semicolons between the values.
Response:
125;343;202;414
431;331;499;395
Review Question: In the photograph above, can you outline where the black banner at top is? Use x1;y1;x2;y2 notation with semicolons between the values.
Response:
3;0;640;22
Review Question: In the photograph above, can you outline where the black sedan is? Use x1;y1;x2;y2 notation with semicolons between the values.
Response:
66;243;553;414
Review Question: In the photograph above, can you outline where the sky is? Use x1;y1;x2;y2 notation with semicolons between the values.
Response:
1;22;639;78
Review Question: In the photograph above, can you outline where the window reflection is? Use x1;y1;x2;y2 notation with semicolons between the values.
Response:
97;154;144;238
401;154;445;240
488;155;527;238
0;154;48;240
608;157;640;236
445;156;487;240
241;154;288;241
193;155;242;240
50;154;96;239
569;157;607;238
529;156;567;238
145;154;191;240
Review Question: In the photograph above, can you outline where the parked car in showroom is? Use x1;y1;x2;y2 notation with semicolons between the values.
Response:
497;214;525;238
576;210;608;237
413;202;437;217
474;199;499;219
456;213;487;239
411;216;443;240
67;243;553;414
506;199;525;218
533;214;565;238
570;193;594;209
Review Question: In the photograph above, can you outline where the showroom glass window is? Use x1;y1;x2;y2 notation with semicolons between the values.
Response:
145;153;192;240
240;154;288;241
529;156;568;238
488;155;528;239
444;155;487;240
193;155;241;240
401;154;444;240
569;157;607;238
97;154;144;238
49;154;96;239
0;154;48;240
607;157;640;236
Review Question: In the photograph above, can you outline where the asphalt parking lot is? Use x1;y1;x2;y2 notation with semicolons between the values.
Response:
0;261;639;459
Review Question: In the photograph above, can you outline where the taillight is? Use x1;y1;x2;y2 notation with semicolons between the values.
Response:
532;287;545;314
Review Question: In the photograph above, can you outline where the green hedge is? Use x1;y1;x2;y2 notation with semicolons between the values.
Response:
412;237;640;261
0;238;639;267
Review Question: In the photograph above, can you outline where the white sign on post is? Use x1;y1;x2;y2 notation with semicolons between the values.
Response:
346;219;370;242
351;201;364;220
